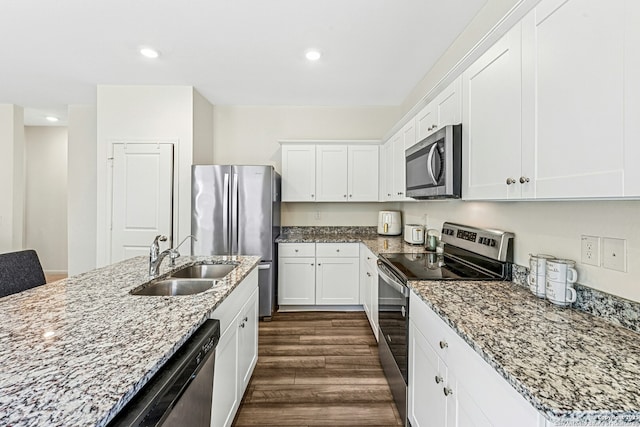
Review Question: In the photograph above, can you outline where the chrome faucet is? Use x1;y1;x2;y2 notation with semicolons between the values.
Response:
149;234;198;276
149;235;168;276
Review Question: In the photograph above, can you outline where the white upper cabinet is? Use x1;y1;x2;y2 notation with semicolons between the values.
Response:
521;0;625;199
379;140;393;201
348;145;379;201
316;145;348;201
383;120;415;202
281;144;316;201
417;76;462;142
462;24;524;200
281;142;379;202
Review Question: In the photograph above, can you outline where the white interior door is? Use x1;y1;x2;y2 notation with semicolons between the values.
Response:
110;143;174;263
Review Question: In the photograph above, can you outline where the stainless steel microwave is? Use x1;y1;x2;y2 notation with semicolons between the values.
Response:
405;124;461;199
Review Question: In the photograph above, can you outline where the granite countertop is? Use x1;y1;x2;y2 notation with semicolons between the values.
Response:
410;280;640;426
0;255;260;427
277;230;429;254
278;228;640;425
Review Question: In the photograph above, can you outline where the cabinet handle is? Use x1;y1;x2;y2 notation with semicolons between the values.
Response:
506;177;516;185
439;340;448;349
366;272;371;277
336;249;340;252
443;387;453;396
295;249;299;252
519;176;530;184
434;375;443;384
310;263;314;266
343;194;347;198
311;194;315;198
240;322;246;328
243;316;248;322
433;124;438;129
387;193;391;197
349;194;352;198
317;263;322;266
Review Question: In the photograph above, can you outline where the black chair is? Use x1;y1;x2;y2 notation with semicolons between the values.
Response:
0;249;47;298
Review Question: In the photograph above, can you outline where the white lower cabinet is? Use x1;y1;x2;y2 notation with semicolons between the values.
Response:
278;243;359;307
409;292;543;427
210;268;259;427
359;244;378;341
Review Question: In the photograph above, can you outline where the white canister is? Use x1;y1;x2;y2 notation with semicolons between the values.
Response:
545;259;578;307
527;254;555;298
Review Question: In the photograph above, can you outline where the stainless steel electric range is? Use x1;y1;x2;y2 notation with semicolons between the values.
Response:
377;222;514;426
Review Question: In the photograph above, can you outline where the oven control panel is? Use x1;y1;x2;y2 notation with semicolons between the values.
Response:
441;223;514;262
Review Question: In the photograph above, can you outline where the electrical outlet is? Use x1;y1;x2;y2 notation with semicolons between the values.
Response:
580;235;600;266
602;237;626;272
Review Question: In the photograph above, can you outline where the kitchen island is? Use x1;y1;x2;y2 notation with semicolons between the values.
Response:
0;255;260;427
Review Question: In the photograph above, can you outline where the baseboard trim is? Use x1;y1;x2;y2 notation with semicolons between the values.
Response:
277;305;364;312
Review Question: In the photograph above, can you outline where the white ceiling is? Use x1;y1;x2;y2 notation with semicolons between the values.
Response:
1;0;487;126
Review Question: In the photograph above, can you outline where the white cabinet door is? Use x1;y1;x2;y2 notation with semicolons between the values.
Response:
462;24;523;200
211;318;239;427
315;257;359;305
625;1;640;197
237;287;259;390
379;140;393;201
359;247;378;340
416;103;437;142
521;0;625;199
436;77;462;129
282;144;316;201
278;257;316;305
316;145;348;201
417;77;462;142
347;145;379;201
388;120;415;202
447;371;493;427
409;320;447;427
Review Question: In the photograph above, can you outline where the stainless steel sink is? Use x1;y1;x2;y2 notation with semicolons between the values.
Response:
170;263;237;279
131;279;216;296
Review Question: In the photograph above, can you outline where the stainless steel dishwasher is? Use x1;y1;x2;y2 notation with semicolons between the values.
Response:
108;319;220;427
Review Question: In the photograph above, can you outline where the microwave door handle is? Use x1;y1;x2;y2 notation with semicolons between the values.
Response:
427;143;438;184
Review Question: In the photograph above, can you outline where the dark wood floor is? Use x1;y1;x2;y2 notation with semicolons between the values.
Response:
233;311;403;426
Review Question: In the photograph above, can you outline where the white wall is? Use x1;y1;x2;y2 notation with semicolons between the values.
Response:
0;105;25;253
212;105;400;225
96;85;210;265
67;105;97;275
24;126;68;272
402;200;640;303
192;89;214;164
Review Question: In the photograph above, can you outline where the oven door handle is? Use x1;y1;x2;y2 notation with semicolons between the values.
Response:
377;266;410;297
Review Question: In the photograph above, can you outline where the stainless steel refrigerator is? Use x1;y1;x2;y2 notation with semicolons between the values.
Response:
191;165;281;319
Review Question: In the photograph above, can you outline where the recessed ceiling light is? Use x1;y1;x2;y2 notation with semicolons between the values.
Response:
140;47;160;59
305;50;321;61
45;116;59;122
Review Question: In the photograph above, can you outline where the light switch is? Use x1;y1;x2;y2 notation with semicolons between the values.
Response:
602;237;626;272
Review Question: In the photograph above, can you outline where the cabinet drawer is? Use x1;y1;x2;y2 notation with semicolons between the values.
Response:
410;292;456;364
279;243;315;257
360;244;378;269
316;243;359;258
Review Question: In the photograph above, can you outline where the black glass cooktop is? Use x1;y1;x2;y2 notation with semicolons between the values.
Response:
379;247;509;282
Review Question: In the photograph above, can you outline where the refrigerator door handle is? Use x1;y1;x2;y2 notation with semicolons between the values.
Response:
231;172;239;255
258;264;271;270
222;173;230;251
